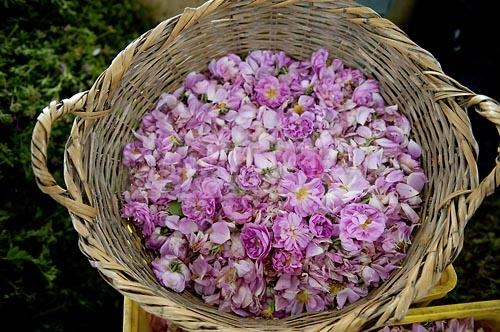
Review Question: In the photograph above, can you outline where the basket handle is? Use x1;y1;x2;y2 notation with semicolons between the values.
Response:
465;95;500;209
31;91;98;220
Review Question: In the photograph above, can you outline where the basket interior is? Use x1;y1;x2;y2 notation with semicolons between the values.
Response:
79;0;472;329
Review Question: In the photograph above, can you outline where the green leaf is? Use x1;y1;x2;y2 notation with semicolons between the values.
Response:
168;200;183;216
5;246;34;263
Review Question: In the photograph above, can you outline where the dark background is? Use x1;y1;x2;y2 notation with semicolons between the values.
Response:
0;1;498;331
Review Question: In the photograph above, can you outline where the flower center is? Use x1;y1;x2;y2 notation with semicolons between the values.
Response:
180;168;188;181
329;281;345;295
293;103;304;114
265;88;278;100
227;267;237;283
287;225;300;240
295;186;309;201
296;290;310;303
252;237;262;248
169;261;182;273
360;218;372;230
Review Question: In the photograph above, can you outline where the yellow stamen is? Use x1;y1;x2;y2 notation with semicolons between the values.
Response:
360;218;372;230
295;187;309;201
265;88;278;100
293;103;304;114
297;290;310;304
180;169;188;181
329;281;345;295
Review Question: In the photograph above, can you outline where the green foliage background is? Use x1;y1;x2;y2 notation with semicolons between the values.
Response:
0;1;149;330
0;1;498;331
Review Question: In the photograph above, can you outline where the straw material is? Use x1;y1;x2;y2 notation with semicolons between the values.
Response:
31;1;500;330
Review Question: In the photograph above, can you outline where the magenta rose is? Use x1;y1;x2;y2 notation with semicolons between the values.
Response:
281;113;314;140
181;191;216;222
240;223;271;260
237;166;262;190
272;249;304;274
309;214;336;239
310;48;329;73
151;255;191;292
255;75;291;109
352;79;379;106
222;195;253;224
297;150;324;178
339;203;386;242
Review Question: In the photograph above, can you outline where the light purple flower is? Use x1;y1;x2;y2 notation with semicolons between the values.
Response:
407;139;422;159
145;227;168;250
121;201;155;237
326;167;370;205
208;53;242;81
160;231;188;259
272;212;311;251
310;48;329;73
352;79;379;106
296;149;324;178
314;79;344;107
187;231;211;255
222;195;253;224
236;166;262;190
181;191;216;223
123;142;145;167
190;255;217;296
255;75;290;109
281;112;314;140
309;214;336;240
275;275;327;315
240;223;271;260
279;171;325;216
272;249;304;274
151;255;191;292
339;203;387;243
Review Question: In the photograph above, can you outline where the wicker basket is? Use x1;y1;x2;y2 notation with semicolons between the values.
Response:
123;297;500;332
31;0;500;331
122;266;458;332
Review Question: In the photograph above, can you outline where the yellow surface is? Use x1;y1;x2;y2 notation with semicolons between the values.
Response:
123;298;152;332
122;266;458;331
397;300;500;330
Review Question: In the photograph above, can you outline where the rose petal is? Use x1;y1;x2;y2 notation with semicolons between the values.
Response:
209;222;230;244
262;108;278;128
305;242;324;258
396;183;419;199
178;220;198;235
401;203;419;223
407;139;422;158
407;172;427;192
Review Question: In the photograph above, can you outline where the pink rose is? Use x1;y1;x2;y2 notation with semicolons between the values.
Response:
309;214;336;239
339;203;386;243
297;150;324;178
222;195;253;224
240;223;271;260
272;249;304;274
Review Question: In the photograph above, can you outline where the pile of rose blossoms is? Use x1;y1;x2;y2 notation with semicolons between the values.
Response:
121;48;427;318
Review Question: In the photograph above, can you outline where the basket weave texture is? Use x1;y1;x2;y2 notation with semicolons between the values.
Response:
31;0;500;331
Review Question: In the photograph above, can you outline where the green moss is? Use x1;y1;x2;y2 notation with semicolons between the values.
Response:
0;1;150;331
